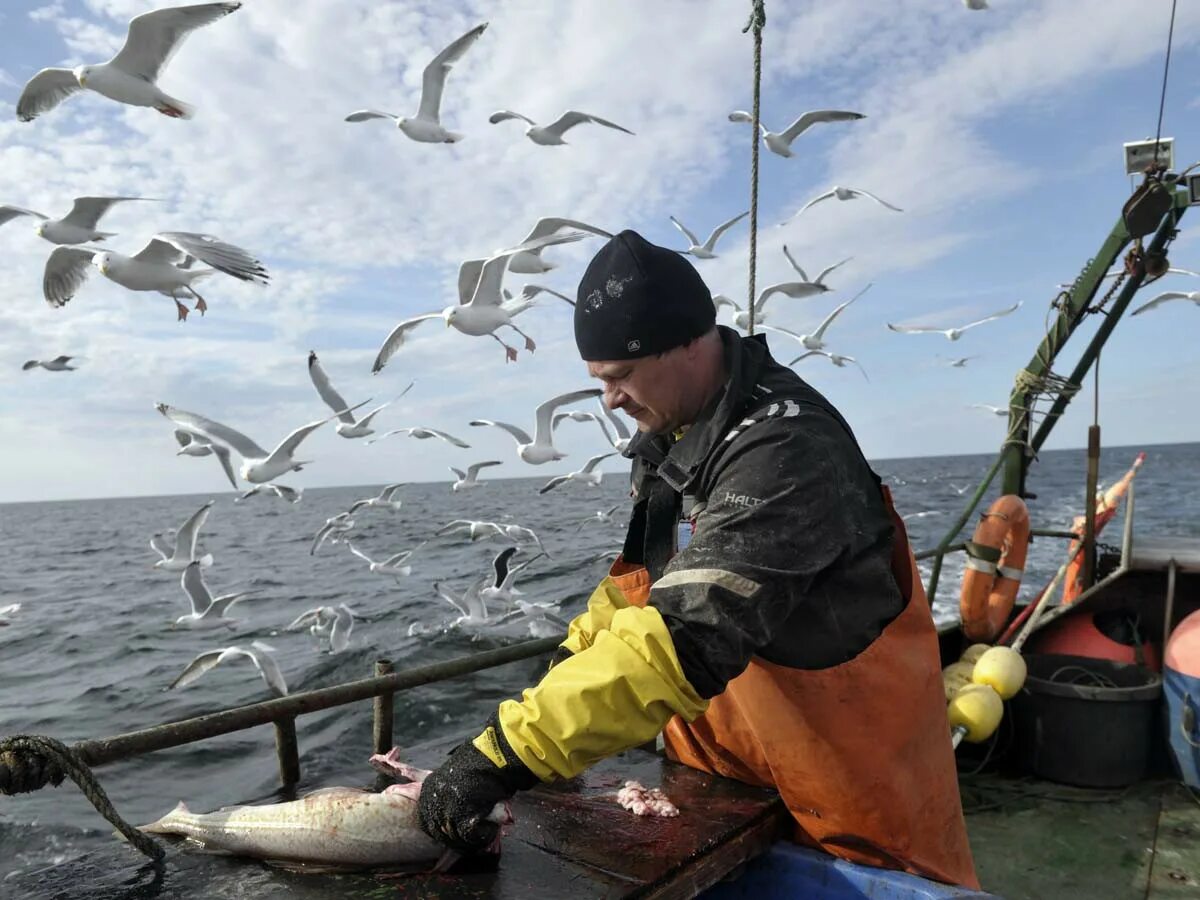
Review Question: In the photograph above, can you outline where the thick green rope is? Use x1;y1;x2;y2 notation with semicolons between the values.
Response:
743;0;766;334
0;734;165;862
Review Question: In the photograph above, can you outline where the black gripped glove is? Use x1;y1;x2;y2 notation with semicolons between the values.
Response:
418;712;539;853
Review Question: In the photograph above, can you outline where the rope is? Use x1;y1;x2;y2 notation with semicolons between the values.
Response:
0;735;164;862
743;0;766;334
1152;0;1178;166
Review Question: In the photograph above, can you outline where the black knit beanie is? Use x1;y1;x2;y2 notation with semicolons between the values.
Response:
574;229;715;361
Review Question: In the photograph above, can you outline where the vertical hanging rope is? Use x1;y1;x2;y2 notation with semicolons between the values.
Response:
743;0;766;334
1152;0;1178;166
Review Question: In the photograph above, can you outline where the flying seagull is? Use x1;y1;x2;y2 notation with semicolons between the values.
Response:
372;231;587;371
236;483;301;503
345;23;487;143
789;349;869;380
488;109;634;146
781;185;903;225
0;197;156;245
22;355;77;372
480;547;543;607
44;232;269;320
1131;290;1200;316
728;109;865;158
669;212;748;259
887;301;1021;341
347;542;421;579
503;217;612;274
347;483;405;514
311;513;355;556
172;561;257;630
173;429;237;489
156;400;366;483
167;640;287;696
782;246;852;291
762;283;872;352
366;426;470;448
450;460;502;491
308;351;410;438
471;388;603;464
287;605;354;654
17;2;243;122
970;404;1008;417
538;452;617;494
151;501;214;571
577;505;621;530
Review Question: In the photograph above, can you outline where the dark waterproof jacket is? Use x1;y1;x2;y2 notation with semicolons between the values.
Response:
622;326;905;698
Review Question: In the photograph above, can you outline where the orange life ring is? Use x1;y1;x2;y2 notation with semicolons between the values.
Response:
960;495;1030;642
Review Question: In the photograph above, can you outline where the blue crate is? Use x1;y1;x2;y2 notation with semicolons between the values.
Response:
702;842;998;900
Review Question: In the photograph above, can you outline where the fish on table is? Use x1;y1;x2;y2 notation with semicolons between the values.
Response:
139;756;512;871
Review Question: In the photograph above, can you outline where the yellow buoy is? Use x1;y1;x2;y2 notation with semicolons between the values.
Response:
948;683;1003;743
960;643;991;665
971;646;1027;700
941;661;975;701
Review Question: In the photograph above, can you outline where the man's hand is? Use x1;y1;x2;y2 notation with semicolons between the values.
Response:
418;715;537;853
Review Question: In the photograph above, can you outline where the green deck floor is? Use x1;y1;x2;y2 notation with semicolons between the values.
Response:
963;776;1200;899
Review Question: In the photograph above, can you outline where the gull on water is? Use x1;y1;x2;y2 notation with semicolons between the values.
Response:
17;1;243;122
450;460;502;491
577;505;622;530
22;355;77;372
728;109;865;158
308;351;410;438
669;212;748;259
479;547;543;608
434;578;492;629
347;483;404;514
489;109;634;146
157;400;366;484
887;302;1021;341
344;23;487;143
173;430;237;489
311;513;355;556
789;349;869;380
1131;291;1200;316
167;640;287;697
44;232;269;320
0;197;156;245
366;427;470;448
287;605;355;654
504;217;612;274
781;185;903;225
172;561;257;630
538;452;618;495
236;483;301;503
471;388;603;464
762;283;872;353
782;246;852;291
0;603;21;626
371;231;587;371
151;501;214;571
348;542;421;580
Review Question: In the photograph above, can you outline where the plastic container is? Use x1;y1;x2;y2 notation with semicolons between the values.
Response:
1012;653;1162;787
1164;609;1200;789
1025;608;1160;671
700;842;996;899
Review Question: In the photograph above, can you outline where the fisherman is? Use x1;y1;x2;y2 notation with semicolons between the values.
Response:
418;230;979;889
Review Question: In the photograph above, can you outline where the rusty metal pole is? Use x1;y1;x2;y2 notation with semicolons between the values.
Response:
373;659;395;756
1081;424;1101;590
274;717;300;787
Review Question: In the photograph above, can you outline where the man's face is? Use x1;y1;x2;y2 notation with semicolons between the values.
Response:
587;347;692;434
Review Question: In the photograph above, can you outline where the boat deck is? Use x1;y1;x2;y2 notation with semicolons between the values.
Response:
964;775;1199;899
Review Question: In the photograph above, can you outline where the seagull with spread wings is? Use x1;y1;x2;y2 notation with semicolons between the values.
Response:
168;641;287;697
17;1;243;122
489;109;634;146
308;351;409;438
781;185;903;225
1131;290;1200;316
887;302;1021;341
669;211;748;259
538;452;617;495
22;355;77;372
471;388;603;464
788;349;869;381
172;561;257;630
762;284;872;353
728;109;865;158
479;547;544;608
503;217;612;274
347;484;405;514
156;400;365;483
151;501;214;571
236;483;301;503
347;542;421;580
173;430;237;489
345;23;488;143
0;196;156;245
44;232;268;320
287;605;355;654
366;426;470;449
372;231;586;371
450;460;502;491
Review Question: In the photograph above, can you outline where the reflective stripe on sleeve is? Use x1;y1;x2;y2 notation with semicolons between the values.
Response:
652;567;762;599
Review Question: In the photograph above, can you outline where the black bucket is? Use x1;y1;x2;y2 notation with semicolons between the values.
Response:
1012;653;1162;788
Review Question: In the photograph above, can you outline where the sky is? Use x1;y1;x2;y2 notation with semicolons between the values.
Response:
1;0;1199;504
